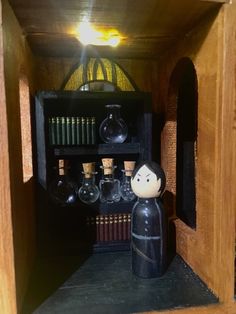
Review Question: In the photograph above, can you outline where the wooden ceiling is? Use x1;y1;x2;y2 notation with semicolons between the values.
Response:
9;0;227;59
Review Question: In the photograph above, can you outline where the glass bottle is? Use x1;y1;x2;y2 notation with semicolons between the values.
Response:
120;161;136;202
78;162;100;204
99;158;121;203
48;159;78;206
99;104;128;143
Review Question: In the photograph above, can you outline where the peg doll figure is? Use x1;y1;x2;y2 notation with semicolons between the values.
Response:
131;161;167;278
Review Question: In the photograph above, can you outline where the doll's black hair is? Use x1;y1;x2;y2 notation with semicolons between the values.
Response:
131;161;166;193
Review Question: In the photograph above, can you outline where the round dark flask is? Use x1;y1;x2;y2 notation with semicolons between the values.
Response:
48;160;78;207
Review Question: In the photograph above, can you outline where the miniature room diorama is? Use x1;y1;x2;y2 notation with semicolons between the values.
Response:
1;0;236;314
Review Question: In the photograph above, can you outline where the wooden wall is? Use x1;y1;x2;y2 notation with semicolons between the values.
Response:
1;0;36;312
158;4;235;305
0;1;17;313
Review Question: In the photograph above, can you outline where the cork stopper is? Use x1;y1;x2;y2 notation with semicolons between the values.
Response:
102;158;114;175
58;159;69;175
124;161;136;176
82;162;95;178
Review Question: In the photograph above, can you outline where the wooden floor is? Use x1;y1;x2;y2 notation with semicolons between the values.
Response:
22;251;218;314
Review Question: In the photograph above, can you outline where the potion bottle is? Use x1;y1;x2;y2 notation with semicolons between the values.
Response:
48;159;78;206
99;104;128;143
78;162;100;204
120;161;136;202
99;158;121;203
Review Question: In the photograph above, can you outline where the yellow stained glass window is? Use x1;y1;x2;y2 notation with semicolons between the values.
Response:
61;57;137;91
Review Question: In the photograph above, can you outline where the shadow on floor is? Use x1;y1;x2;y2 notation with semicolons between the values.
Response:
21;253;90;314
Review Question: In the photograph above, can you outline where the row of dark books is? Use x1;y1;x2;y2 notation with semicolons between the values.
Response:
86;213;131;242
48;116;96;146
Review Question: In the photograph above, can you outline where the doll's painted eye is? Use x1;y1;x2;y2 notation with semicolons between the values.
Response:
137;178;140;182
147;179;150;182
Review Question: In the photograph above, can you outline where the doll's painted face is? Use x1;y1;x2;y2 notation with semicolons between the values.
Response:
131;164;162;198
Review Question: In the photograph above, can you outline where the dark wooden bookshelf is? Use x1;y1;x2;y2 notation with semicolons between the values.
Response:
35;91;152;254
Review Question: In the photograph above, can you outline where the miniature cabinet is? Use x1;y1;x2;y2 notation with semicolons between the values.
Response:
35;91;152;254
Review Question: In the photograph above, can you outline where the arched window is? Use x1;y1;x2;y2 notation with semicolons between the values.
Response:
164;57;198;229
61;57;138;91
176;60;198;228
19;72;33;182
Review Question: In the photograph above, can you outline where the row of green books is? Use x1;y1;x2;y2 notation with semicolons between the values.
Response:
48;116;96;146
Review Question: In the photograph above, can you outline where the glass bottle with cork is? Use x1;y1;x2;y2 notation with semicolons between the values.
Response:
99;158;121;203
48;159;78;206
78;162;100;204
120;161;136;202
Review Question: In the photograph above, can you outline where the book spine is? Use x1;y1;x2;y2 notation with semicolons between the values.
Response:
76;117;81;145
71;117;76;145
123;214;128;241
56;117;61;145
99;215;104;242
81;117;85;145
113;214;118;241
48;117;54;145
91;116;96;144
96;216;100;242
66;117;71;145
86;117;90;145
51;117;57;145
118;214;123;241
109;214;114;242
104;215;109;242
127;213;131;240
61;117;66;145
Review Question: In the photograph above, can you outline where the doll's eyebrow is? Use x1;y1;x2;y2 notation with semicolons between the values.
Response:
146;174;151;177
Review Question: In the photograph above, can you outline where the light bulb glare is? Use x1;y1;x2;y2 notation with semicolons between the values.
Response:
77;22;121;47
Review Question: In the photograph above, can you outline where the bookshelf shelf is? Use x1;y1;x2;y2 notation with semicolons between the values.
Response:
92;241;130;252
86;199;135;214
53;143;141;157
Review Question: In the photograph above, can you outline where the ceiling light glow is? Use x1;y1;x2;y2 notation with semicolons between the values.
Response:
77;22;121;47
